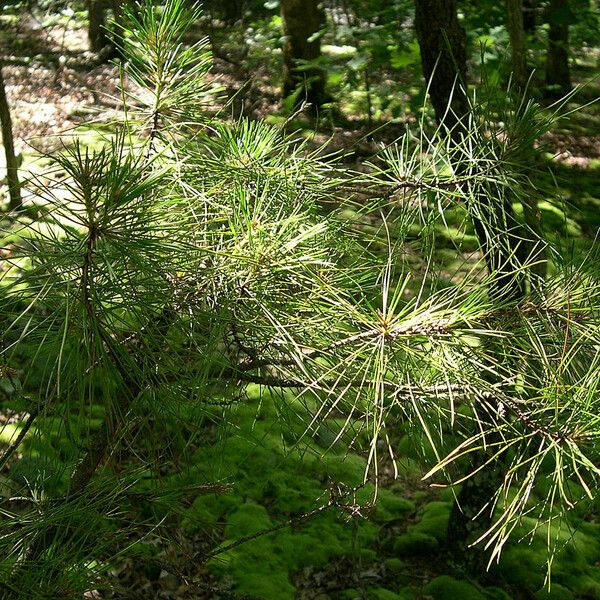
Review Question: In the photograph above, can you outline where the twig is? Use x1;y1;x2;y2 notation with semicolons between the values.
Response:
199;482;368;563
0;407;39;471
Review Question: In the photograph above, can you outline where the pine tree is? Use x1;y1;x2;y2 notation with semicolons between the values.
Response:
1;1;599;596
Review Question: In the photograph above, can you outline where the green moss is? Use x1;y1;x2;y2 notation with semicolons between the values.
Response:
209;504;294;600
210;548;295;600
423;576;486;600
538;200;582;237
9;454;68;493
437;486;458;503
557;575;600;600
0;423;23;445
492;514;600;597
316;452;367;485
411;490;428;503
494;546;546;590
372;489;415;523
170;387;600;600
393;531;439;557
208;498;378;599
280;514;377;570
410;501;451;542
384;558;413;586
396;587;421;600
255;468;324;514
128;541;161;580
313;418;356;449
484;587;512;600
361;548;378;563
181;492;240;532
534;479;592;519
183;391;384;598
367;588;403;600
396;433;439;464
225;502;273;537
496;516;600;595
384;558;405;573
534;584;574;600
392;458;423;478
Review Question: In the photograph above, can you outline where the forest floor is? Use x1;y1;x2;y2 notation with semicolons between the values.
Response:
3;12;598;163
1;10;600;600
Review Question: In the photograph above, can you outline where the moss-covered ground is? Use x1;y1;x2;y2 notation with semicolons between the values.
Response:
112;387;600;598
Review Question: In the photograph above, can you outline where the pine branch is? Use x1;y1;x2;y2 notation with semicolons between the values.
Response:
0;406;39;471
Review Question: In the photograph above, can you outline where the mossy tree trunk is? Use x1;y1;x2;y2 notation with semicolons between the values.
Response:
0;64;22;212
280;0;329;110
545;0;572;96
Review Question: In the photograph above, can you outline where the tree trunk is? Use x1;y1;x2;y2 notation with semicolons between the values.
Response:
414;0;528;572
413;0;469;144
224;0;245;24
414;0;526;301
506;0;528;90
87;0;110;53
280;0;329;110
507;0;547;276
522;0;536;33
446;432;505;572
545;0;571;96
109;0;125;59
0;64;22;212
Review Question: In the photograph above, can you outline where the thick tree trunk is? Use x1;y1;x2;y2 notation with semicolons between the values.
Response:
545;0;571;95
280;0;329;110
522;0;537;33
224;0;245;24
446;432;505;572
0;64;22;212
507;0;528;90
413;0;469;144
414;0;526;301
87;0;110;53
414;0;528;573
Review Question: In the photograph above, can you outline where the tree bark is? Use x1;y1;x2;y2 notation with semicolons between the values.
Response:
414;0;526;301
545;0;572;96
522;0;536;33
445;431;506;573
0;64;22;212
280;0;329;110
507;0;547;277
414;0;528;573
224;0;245;24
87;0;110;53
413;0;469;144
87;0;123;60
506;0;528;90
